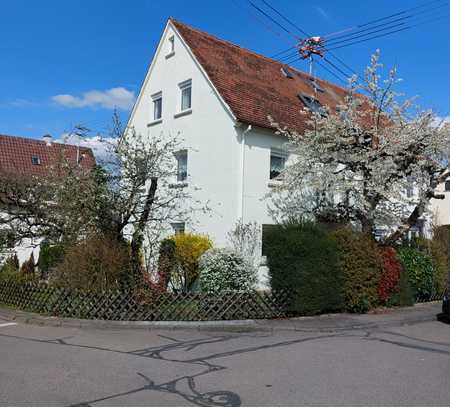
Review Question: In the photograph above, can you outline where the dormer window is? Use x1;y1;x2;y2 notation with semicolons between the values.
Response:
298;93;326;116
281;65;293;79
309;77;325;93
31;155;41;165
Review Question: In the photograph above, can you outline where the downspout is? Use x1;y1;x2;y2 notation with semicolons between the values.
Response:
238;124;252;221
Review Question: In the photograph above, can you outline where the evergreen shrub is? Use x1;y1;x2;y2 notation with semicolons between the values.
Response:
331;229;382;313
264;221;343;315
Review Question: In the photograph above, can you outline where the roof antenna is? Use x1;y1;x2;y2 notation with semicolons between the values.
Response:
299;36;325;60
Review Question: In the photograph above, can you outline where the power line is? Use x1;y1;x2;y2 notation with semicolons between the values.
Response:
323;0;446;38
247;0;299;39
259;0;311;37
324;2;450;48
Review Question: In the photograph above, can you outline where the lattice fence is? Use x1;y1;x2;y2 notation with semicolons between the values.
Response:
0;281;291;321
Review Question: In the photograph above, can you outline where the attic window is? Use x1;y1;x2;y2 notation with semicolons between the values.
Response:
298;93;326;116
166;36;175;58
309;77;325;93
281;65;293;79
31;155;41;165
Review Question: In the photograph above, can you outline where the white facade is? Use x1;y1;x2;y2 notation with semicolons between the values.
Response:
128;21;287;251
431;181;450;227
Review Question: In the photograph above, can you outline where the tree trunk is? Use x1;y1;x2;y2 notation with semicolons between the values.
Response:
130;177;158;288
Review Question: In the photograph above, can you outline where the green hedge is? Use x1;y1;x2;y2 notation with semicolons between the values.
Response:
264;221;343;315
331;229;382;313
397;245;435;300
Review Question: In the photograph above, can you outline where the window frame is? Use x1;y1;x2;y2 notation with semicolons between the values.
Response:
269;148;288;180
171;222;185;235
175;150;188;183
298;93;325;116
152;92;162;121
31;155;41;165
179;79;192;112
445;180;450;191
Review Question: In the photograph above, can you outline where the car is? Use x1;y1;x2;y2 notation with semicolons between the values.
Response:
443;291;450;317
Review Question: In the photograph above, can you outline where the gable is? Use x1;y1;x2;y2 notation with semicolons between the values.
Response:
171;19;352;133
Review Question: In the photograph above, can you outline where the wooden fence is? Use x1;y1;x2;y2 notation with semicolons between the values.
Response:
0;281;291;321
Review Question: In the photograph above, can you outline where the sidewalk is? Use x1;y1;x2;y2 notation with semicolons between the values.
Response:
0;301;442;332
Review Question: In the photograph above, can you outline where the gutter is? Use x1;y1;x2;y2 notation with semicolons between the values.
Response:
238;124;252;221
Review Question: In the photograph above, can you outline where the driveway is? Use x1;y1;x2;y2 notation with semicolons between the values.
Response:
0;303;448;407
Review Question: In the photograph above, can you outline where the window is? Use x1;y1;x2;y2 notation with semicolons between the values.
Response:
179;80;192;111
298;93;325;116
175;150;188;182
309;77;325;93
152;92;162;121
171;222;185;235
445;180;450;191
168;36;175;54
281;65;293;79
31;155;41;165
270;149;287;180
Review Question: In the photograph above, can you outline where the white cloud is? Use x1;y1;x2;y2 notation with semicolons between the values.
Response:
57;134;118;164
52;87;135;110
315;6;330;20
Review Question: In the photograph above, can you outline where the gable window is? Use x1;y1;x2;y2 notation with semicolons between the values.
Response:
298;93;325;116
152;92;162;121
168;36;175;54
270;149;287;180
179;80;192;111
31;155;41;165
445;180;450;191
171;222;185;235
175;150;188;182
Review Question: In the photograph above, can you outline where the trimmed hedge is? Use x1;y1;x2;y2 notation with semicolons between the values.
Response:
397;246;434;300
264;221;343;315
377;247;402;304
331;229;382;313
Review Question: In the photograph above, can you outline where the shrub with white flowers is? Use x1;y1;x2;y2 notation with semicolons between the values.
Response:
199;248;257;293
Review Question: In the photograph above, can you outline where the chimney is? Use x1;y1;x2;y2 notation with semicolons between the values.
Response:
42;134;52;146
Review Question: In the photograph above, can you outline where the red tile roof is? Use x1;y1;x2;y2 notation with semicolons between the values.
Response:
172;19;351;133
0;134;96;177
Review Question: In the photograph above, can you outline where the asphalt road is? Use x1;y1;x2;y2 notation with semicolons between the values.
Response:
0;304;449;407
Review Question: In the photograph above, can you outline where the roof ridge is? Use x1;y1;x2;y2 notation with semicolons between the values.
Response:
0;133;92;151
169;18;350;94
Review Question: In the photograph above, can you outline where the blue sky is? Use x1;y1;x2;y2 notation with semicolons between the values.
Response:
1;0;449;141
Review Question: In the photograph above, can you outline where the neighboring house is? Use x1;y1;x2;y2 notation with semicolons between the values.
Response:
0;133;96;264
128;19;349;244
432;180;450;227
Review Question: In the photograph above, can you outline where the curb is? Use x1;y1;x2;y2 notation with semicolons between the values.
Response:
0;307;263;331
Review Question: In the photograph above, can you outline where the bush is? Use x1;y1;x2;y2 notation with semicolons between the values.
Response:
199;248;257;293
170;233;212;292
0;253;36;284
331;229;382;313
377;247;402;304
389;268;415;307
264;221;343;315
38;241;65;279
50;236;132;292
397;246;434;300
20;253;35;275
433;226;450;288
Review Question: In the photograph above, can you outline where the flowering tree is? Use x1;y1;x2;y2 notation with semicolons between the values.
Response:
270;52;450;243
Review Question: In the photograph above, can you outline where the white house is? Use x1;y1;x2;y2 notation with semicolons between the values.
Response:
127;18;449;279
127;19;357;246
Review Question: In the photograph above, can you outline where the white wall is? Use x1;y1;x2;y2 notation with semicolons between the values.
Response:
431;181;450;226
129;22;241;247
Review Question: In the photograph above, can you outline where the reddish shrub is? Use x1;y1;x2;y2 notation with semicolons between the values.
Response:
377;247;402;303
